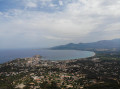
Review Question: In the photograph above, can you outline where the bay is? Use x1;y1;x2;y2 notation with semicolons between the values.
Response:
0;49;95;64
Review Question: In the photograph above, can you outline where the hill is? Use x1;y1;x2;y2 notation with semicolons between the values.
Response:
51;39;120;51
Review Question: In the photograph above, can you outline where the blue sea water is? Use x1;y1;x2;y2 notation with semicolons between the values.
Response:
0;49;95;64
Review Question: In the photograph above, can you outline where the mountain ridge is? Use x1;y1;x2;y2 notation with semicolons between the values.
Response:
51;38;120;51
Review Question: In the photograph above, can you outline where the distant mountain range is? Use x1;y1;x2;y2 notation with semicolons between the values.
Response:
51;39;120;51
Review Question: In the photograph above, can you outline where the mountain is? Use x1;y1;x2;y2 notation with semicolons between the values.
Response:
51;39;120;51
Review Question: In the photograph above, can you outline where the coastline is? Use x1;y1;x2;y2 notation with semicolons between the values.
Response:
0;51;96;65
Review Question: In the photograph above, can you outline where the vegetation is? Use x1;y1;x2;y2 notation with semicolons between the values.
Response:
0;52;120;89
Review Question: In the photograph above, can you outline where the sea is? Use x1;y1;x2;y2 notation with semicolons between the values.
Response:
0;49;95;64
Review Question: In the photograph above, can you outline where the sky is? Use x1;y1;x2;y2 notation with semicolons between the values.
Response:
0;0;120;49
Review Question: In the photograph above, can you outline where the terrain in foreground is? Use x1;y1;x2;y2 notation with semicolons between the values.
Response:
0;52;120;89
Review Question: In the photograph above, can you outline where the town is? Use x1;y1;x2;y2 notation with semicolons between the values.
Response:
0;52;120;89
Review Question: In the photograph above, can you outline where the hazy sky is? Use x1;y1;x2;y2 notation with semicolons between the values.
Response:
0;0;120;49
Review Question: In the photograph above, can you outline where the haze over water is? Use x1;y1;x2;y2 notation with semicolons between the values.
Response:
0;49;95;64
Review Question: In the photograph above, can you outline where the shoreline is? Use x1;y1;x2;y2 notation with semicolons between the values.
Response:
0;51;96;65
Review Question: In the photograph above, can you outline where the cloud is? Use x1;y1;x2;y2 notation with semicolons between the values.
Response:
49;3;57;7
0;0;120;48
26;2;37;8
43;35;71;40
59;0;63;6
105;23;120;31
